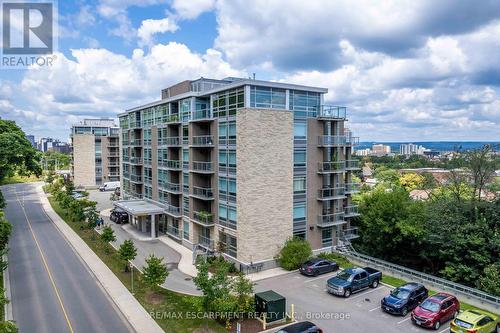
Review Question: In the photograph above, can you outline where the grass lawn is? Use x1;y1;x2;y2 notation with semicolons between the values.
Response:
48;197;226;333
0;174;42;185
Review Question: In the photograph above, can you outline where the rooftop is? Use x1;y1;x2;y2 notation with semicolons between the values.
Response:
114;200;165;216
73;118;117;128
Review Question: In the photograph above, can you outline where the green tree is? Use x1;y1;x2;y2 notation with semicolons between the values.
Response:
231;273;255;313
0;212;12;253
142;254;169;292
0;191;5;210
118;240;137;272
478;264;500;296
101;225;116;254
465;145;499;202
275;237;312;270
375;168;400;185
0;320;18;333
0;120;41;183
399;173;424;191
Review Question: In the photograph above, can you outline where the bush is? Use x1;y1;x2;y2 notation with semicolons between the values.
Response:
276;237;312;270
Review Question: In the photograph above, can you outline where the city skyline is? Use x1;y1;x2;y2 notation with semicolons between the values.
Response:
1;1;499;141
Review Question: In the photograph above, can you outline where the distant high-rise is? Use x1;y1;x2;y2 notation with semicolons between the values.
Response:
25;134;36;147
400;143;427;156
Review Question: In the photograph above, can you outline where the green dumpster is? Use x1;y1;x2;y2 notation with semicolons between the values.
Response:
255;290;286;323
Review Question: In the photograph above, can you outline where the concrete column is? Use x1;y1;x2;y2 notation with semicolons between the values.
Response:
151;214;156;238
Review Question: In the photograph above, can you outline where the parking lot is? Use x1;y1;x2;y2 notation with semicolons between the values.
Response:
255;270;452;333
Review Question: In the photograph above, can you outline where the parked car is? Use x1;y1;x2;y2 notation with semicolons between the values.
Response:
99;181;120;192
275;321;323;333
381;282;428;316
299;258;338;276
411;293;460;330
71;191;86;200
327;267;381;297
110;208;128;224
450;310;499;333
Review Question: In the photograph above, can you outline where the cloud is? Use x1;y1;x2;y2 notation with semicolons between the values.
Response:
171;0;215;20
138;17;178;46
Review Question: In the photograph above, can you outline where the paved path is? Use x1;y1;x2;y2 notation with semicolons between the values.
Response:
2;183;133;333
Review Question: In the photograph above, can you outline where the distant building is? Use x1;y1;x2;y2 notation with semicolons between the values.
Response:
48;141;71;154
355;148;371;156
372;144;391;156
399;143;428;156
71;118;120;188
25;134;36;147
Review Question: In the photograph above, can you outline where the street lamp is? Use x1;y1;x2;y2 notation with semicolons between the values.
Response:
129;260;134;294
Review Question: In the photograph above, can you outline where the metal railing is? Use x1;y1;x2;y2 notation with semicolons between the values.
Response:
318;161;345;173
191;109;211;121
166;225;181;238
191;161;213;173
159;114;180;124
164;204;181;216
317;212;346;227
130;174;142;182
340;227;359;240
158;159;181;170
191;135;214;147
159;180;181;193
129;157;142;165
340;250;500;311
344;205;360;217
318;135;359;146
192;186;214;200
345;160;360;170
317;105;347;119
193;211;214;226
198;235;214;250
159;137;180;146
318;187;346;199
345;182;360;193
130;139;142;146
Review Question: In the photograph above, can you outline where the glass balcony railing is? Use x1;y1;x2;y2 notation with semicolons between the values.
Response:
130;174;142;182
317;212;346;227
193;211;214;226
159;114;180;124
158;159;181;170
167;225;181;239
345;205;361;217
345;183;360;194
191;161;213;173
158;180;181;193
339;227;359;240
191;135;214;147
164;204;181;217
158;137;181;146
130;139;142;146
345;160;360;170
318;135;359;147
129;157;142;165
317;105;347;119
198;235;214;250
191;109;212;121
318;187;346;200
191;186;214;200
318;161;345;173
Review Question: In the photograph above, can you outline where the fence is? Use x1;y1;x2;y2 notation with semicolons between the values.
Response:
339;250;500;311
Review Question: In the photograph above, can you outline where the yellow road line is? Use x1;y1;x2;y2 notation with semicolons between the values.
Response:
15;190;75;333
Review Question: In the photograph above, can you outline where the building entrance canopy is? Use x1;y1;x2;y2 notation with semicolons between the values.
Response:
114;200;164;216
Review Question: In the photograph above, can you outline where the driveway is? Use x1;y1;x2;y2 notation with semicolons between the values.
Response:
255;270;452;333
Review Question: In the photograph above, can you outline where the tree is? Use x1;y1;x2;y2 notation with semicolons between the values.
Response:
478;264;500;296
231;273;255;313
275;237;312;270
0;120;41;184
0;320;18;333
101;225;116;243
118;240;137;272
465;145;499;201
142;254;169;292
399;173;424;191
0;191;5;210
0;212;12;253
375;168;400;185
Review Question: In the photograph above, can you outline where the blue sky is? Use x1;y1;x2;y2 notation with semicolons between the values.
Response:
0;0;499;142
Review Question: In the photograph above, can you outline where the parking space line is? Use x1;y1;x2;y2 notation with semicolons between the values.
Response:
369;306;381;312
303;272;338;283
397;317;411;324
438;328;448;333
344;287;387;301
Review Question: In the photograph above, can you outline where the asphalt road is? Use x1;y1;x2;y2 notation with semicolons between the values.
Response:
2;183;132;333
255;270;452;333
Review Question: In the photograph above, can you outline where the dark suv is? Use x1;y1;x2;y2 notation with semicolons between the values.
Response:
381;282;428;316
110;208;128;224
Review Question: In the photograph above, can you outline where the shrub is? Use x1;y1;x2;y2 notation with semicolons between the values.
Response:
276;237;312;270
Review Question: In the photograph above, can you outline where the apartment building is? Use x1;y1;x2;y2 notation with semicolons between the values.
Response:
71;119;120;188
118;77;360;271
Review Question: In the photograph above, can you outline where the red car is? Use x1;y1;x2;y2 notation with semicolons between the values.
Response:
411;293;460;330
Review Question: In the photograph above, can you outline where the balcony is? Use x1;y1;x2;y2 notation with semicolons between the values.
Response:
158;159;181;170
130;174;142;183
107;153;120;158
129;121;141;129
130;139;142;146
122;140;130;146
345;183;360;194
123;156;130;162
317;105;347;119
108;162;120;167
198;235;215;250
160;114;180;124
143;139;152;146
318;187;346;200
144;177;152;185
318;161;345;173
345;205;361;218
143;158;152;166
166;225;181;240
158;137;181;147
159;180;181;194
191;161;214;173
191;135;214;147
164;204;181;217
192;211;214;227
345;160;360;170
191;109;212;122
191;186;214;200
318;135;360;147
317;212;346;227
108;172;120;177
129;157;143;165
339;227;359;240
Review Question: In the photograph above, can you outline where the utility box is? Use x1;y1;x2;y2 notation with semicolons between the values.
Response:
255;290;286;323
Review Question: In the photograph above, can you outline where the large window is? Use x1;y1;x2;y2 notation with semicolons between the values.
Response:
294;122;307;138
322;228;333;247
293;204;306;220
294;177;306;193
219;204;236;230
183;220;189;240
180;99;191;122
212;88;244;118
219;177;236;202
294;151;306;166
289;90;320;117
219;233;237;258
250;86;286;109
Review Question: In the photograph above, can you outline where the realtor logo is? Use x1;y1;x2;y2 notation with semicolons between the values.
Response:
1;0;56;68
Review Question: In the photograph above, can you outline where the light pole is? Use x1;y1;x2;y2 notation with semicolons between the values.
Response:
129;260;134;294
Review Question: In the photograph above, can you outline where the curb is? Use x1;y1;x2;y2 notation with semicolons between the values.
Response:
37;185;164;333
2;254;13;321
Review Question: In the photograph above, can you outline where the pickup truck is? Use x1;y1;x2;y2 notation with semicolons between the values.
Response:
327;267;382;298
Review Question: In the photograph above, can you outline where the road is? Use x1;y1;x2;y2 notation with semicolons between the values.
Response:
255;270;452;333
2;183;132;333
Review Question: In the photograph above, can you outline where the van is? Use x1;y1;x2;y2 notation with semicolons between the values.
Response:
99;181;120;192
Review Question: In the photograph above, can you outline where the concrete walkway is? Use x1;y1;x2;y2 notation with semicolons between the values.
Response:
100;209;201;296
37;184;164;333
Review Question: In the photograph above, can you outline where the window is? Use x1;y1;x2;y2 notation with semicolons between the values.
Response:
250;86;286;109
322;228;332;246
212;88;244;118
294;151;306;165
293;204;306;220
294;122;307;138
294;177;306;193
289;90;320;117
183;220;189;240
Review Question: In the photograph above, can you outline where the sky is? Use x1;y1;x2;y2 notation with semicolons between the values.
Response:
0;0;499;142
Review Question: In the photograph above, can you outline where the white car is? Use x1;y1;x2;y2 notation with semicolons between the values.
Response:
99;181;120;192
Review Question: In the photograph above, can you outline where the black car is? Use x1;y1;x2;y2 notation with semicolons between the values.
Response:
275;321;322;333
381;282;428;316
110;208;129;224
299;258;338;276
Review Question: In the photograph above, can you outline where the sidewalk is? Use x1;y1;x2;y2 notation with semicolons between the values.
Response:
37;184;164;333
99;211;201;296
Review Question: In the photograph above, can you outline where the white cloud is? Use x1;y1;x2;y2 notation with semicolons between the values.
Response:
138;17;178;46
171;0;215;20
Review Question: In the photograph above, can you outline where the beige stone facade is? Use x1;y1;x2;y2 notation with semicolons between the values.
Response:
72;134;96;187
235;108;294;263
